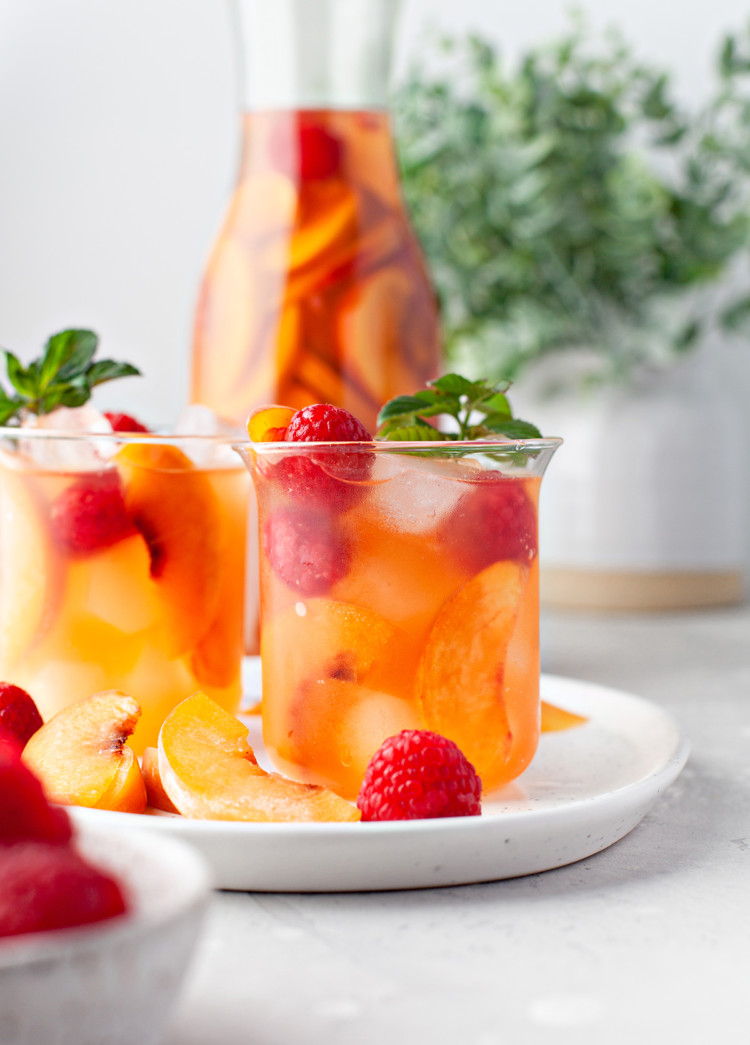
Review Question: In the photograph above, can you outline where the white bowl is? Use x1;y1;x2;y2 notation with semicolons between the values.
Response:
0;825;211;1045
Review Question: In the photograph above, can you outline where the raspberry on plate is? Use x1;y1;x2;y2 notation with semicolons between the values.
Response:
50;469;135;555
0;682;43;748
441;473;537;572
0;736;72;846
105;411;150;433
263;506;351;596
0;842;128;937
356;729;482;821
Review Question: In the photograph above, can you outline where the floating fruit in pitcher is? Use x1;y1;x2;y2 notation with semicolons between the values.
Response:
356;729;482;821
157;691;360;822
416;560;531;790
23;691;147;813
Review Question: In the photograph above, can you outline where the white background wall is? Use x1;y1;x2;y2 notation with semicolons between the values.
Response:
0;0;749;425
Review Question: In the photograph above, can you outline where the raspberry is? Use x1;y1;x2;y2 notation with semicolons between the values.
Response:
285;404;371;443
442;473;537;572
270;404;373;512
105;411;150;433
357;730;482;821
50;469;135;555
0;736;73;846
263;506;351;596
0;682;43;748
270;117;342;181
0;842;128;937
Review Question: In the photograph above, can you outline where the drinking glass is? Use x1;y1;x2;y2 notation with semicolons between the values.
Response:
0;427;249;751
237;436;560;799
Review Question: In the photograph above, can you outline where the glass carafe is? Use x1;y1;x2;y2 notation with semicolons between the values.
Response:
191;0;441;434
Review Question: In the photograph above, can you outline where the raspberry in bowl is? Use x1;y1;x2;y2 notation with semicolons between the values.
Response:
0;735;210;1045
236;381;560;802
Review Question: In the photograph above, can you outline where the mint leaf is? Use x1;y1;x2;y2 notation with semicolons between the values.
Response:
383;425;454;442
0;329;140;425
86;360;140;385
376;372;542;441
430;373;484;397
49;330;98;383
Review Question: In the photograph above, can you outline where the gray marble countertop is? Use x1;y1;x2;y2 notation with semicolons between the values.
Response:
165;606;750;1045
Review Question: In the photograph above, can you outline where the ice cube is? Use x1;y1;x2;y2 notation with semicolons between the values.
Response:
368;452;469;534
172;404;244;467
18;406;116;469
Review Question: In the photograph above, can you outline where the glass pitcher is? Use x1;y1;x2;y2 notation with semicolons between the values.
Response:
191;0;441;435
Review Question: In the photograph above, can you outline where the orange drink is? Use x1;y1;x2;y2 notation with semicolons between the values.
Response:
192;109;440;435
239;437;560;800
0;428;249;752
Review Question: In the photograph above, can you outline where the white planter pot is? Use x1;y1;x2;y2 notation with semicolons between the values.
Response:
516;356;748;610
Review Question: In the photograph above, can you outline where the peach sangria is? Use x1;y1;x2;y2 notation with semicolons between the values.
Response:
0;330;249;751
238;376;560;800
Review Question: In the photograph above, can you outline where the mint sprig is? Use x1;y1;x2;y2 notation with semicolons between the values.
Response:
375;374;542;441
0;329;140;426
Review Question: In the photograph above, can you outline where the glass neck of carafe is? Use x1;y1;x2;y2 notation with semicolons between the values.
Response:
232;0;399;111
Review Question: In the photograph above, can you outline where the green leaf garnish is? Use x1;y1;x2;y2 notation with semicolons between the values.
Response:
376;374;541;441
0;329;140;425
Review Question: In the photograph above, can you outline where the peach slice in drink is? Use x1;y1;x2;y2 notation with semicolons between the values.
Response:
157;691;360;822
416;560;530;791
23;691;147;813
0;465;59;671
115;444;221;657
286;678;420;798
260;598;397;768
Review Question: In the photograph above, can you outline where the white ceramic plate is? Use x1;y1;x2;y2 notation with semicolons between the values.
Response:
67;673;688;892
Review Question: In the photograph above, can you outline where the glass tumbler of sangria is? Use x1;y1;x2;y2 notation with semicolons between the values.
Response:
0;427;249;752
237;435;560;800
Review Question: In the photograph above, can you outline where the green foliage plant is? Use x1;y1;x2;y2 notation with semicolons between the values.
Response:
394;15;750;389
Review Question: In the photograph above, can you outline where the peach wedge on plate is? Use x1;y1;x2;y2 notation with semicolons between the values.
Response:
23;691;147;813
158;691;360;822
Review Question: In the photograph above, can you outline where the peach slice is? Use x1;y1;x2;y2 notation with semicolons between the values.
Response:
0;464;58;670
141;747;178;813
22;691;147;813
158;691;360;822
284;678;421;799
541;702;588;733
247;404;296;442
260;598;397;765
416;560;529;788
115;443;221;657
